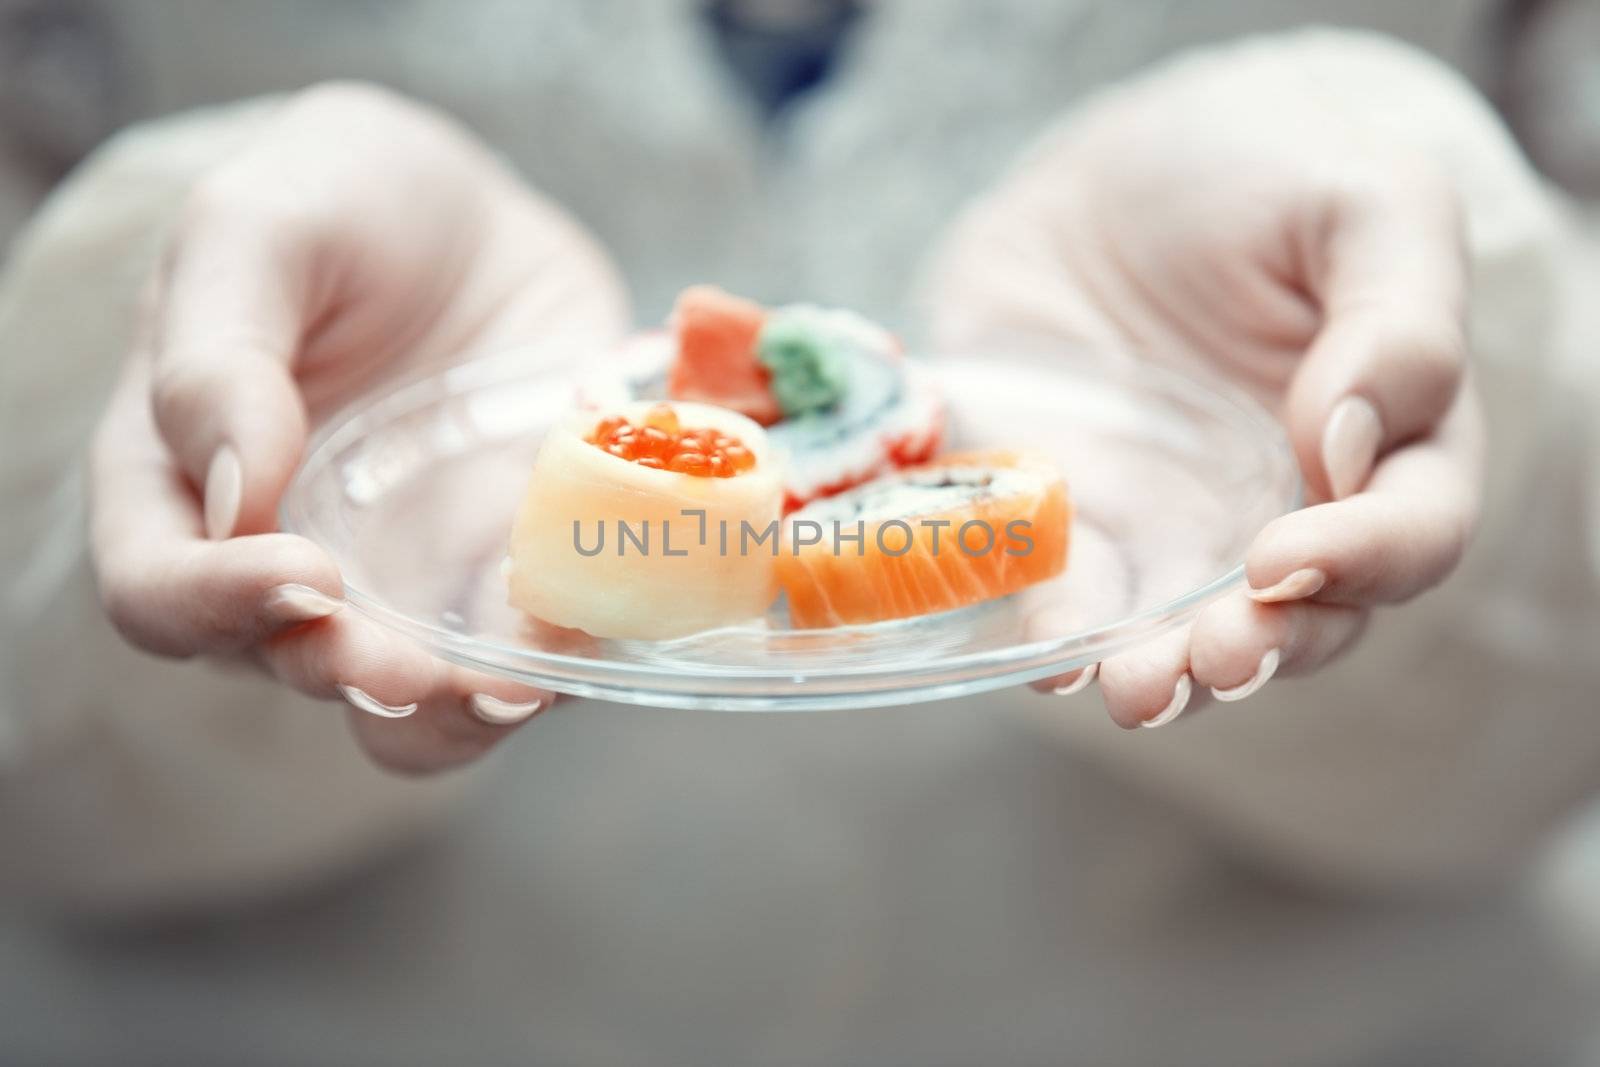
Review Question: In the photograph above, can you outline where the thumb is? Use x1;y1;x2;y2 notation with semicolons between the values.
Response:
1284;167;1468;500
150;187;311;538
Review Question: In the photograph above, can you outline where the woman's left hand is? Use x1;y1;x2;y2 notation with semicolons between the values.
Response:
924;43;1483;728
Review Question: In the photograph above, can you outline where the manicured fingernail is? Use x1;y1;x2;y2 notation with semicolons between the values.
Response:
1322;396;1381;500
1211;647;1281;703
1141;673;1192;729
1051;663;1098;696
469;693;545;725
204;445;242;540
263;583;343;622
1249;567;1326;603
338;683;416;719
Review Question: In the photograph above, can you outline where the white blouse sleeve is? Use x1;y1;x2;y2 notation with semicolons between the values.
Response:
0;100;477;919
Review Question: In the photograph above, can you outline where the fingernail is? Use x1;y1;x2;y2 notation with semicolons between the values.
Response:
469;693;546;725
263;583;343;622
1141;673;1192;729
1249;567;1326;603
1321;396;1381;500
1210;647;1281;703
1051;663;1098;696
204;445;242;540
338;683;416;719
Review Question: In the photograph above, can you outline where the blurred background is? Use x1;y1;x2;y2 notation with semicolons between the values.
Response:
2;1;1600;1065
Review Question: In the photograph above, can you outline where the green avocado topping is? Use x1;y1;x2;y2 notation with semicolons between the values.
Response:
757;312;851;417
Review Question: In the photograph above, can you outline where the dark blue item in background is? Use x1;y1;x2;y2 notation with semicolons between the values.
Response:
704;0;864;121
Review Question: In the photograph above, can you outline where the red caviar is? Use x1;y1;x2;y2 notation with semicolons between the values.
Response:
585;405;757;478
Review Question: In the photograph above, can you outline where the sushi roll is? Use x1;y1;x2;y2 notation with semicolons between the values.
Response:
776;451;1071;628
580;286;945;512
507;401;784;640
757;302;945;512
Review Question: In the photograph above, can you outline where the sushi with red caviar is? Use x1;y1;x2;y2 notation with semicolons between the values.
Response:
507;402;784;640
776;451;1071;628
581;286;944;512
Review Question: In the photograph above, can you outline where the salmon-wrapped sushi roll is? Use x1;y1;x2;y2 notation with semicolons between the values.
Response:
508;402;783;640
777;451;1070;628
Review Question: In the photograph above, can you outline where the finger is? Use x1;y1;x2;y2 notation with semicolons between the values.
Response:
1023;602;1100;696
1029;663;1098;697
1096;626;1195;730
91;367;344;657
260;612;554;775
98;535;346;659
150;177;312;539
1246;383;1483;606
1187;589;1369;702
1286;163;1468;500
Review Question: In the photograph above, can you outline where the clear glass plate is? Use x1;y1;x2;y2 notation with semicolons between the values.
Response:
281;347;1300;710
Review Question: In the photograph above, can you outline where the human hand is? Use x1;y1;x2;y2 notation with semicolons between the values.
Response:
925;45;1482;728
90;83;628;772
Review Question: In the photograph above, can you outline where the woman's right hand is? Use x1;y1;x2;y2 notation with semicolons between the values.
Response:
90;82;629;773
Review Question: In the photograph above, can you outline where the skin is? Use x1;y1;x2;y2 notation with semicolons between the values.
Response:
89;83;629;773
91;53;1484;766
924;47;1483;727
